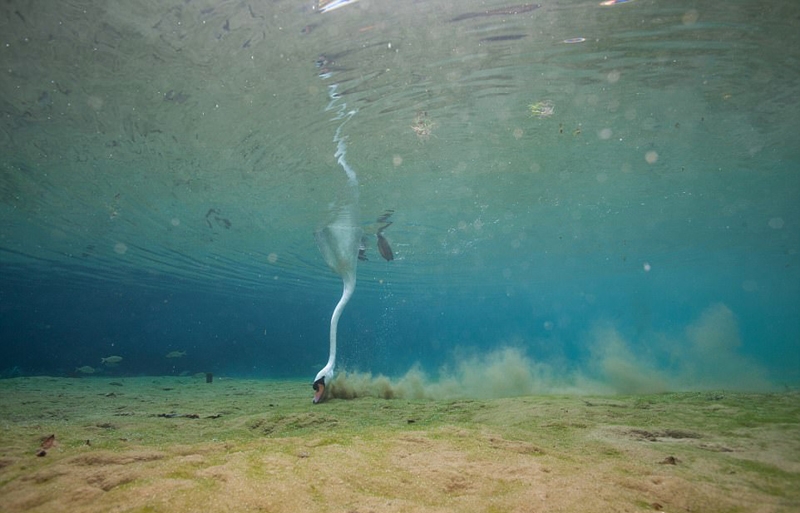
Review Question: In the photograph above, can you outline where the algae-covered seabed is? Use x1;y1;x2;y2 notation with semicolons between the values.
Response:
1;377;798;512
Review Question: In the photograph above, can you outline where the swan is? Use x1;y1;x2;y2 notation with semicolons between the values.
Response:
313;76;362;403
313;206;361;403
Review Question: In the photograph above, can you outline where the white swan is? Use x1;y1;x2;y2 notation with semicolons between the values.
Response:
314;76;360;403
313;206;361;403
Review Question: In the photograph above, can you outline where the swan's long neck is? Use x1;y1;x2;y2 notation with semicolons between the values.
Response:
316;273;355;387
325;275;355;372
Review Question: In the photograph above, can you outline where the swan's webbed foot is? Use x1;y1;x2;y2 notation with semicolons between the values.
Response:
312;377;326;404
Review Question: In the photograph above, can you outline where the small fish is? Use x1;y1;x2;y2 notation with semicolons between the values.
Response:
480;34;527;42
451;3;541;22
376;232;394;261
165;351;187;358
101;356;123;365
36;434;55;456
75;366;95;374
40;434;56;450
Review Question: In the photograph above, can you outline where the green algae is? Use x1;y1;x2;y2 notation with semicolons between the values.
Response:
1;377;798;513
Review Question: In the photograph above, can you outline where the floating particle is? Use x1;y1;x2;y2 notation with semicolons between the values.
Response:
768;217;784;229
529;100;555;118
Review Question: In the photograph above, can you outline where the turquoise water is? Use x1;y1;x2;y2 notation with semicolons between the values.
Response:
1;0;798;391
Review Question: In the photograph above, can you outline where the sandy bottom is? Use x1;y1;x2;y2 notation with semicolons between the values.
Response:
1;376;798;513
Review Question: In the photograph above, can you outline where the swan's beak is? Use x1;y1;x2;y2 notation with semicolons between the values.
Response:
312;377;326;404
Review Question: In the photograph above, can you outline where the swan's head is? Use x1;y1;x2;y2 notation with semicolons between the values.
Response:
312;365;334;404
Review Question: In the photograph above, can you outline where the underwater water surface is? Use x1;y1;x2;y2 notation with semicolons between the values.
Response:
0;0;798;393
